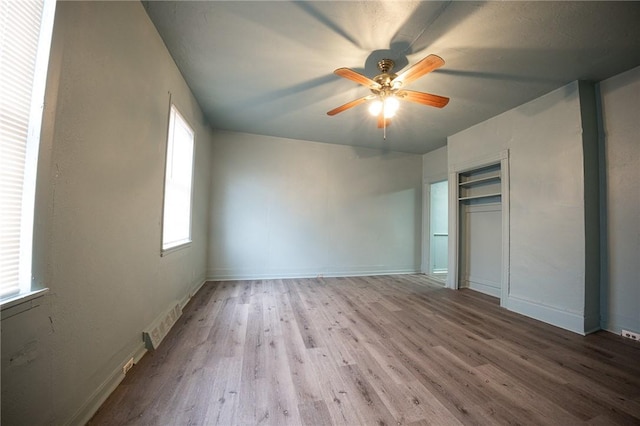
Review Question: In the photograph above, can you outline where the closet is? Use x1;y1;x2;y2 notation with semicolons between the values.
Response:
458;164;502;297
448;150;509;304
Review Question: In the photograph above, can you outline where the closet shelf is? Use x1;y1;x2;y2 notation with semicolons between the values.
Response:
458;175;501;187
458;192;502;201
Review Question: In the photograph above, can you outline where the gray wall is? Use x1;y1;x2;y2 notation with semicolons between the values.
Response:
1;2;213;424
447;81;598;334
2;1;637;423
207;131;423;279
599;65;640;334
422;146;448;181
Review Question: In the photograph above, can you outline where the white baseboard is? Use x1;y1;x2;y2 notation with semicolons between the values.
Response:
66;276;207;426
583;307;601;335
66;343;147;426
206;267;420;282
462;275;501;298
425;274;447;285
180;276;207;309
505;295;587;335
601;312;640;336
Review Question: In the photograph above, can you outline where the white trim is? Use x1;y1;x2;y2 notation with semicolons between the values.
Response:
160;241;192;257
421;182;429;273
448;150;510;306
448;149;509;174
160;102;195;254
422;177;449;277
500;154;511;307
180;277;207;309
504;295;587;335
601;313;640;336
66;343;147;426
65;276;207;425
1;288;49;316
447;170;459;289
426;274;447;286
462;276;501;298
582;306;601;335
206;268;420;282
18;0;57;297
0;0;56;300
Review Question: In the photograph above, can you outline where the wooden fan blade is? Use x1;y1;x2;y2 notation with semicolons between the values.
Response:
327;96;371;116
397;90;449;108
394;54;445;86
334;67;381;89
377;115;391;128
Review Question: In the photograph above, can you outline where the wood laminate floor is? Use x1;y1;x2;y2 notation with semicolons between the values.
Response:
89;275;640;425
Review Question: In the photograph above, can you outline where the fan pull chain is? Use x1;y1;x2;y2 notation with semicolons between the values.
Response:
382;103;386;140
383;117;387;140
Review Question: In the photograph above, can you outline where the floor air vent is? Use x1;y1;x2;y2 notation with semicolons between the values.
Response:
143;303;182;350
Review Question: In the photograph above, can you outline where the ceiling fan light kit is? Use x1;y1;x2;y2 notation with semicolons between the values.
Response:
368;97;399;118
327;54;450;139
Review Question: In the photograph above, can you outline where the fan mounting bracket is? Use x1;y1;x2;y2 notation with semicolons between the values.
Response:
371;59;401;93
377;59;395;73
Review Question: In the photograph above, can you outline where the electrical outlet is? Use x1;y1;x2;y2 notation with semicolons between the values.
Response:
621;330;640;342
122;357;134;375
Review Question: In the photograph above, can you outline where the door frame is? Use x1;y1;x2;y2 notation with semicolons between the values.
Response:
422;174;448;279
447;149;510;307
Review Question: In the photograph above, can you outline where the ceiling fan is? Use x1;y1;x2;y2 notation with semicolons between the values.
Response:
327;54;449;137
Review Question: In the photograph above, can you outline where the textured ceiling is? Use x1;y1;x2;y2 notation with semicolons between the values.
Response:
143;1;640;154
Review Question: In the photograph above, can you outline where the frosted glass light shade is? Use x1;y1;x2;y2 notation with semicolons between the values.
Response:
368;100;382;116
369;97;399;118
384;97;399;117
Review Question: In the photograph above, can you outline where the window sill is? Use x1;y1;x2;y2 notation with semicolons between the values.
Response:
1;288;49;320
161;241;192;257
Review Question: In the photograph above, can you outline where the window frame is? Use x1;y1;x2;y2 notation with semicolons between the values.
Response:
160;103;196;256
0;0;56;307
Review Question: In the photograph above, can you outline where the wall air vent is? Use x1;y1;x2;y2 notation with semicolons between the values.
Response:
143;302;182;350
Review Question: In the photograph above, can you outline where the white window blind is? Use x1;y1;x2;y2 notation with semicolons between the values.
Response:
161;105;195;252
0;0;56;300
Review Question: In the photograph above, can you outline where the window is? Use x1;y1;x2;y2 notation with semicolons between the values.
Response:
0;0;56;303
161;105;195;253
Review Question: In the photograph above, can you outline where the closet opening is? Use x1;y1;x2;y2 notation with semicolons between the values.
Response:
448;150;510;307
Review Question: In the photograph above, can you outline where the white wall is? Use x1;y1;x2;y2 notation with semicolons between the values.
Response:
207;131;423;279
448;81;598;334
599;65;640;334
1;2;212;425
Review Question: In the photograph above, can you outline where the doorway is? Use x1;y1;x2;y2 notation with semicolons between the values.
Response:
429;180;448;280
